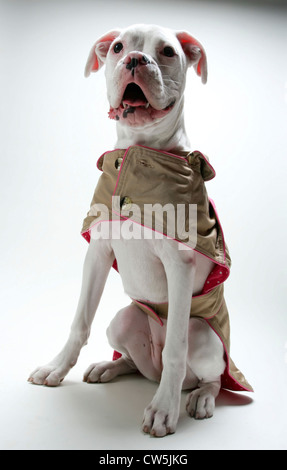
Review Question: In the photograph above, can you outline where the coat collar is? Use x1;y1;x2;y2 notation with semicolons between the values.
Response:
96;145;216;182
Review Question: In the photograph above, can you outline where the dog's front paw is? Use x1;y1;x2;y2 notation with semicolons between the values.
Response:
28;364;69;387
142;395;180;437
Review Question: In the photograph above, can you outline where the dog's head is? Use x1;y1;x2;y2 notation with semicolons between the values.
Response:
85;24;207;128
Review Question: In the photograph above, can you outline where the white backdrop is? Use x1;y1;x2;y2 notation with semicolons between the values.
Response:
0;0;287;450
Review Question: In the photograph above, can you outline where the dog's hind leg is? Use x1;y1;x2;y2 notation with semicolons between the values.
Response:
83;356;137;383
83;303;163;383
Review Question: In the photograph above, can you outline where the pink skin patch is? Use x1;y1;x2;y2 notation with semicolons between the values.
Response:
108;83;175;127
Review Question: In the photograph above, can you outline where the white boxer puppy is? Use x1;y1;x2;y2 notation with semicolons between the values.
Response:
29;24;250;437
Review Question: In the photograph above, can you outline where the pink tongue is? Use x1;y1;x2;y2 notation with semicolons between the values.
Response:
122;98;147;107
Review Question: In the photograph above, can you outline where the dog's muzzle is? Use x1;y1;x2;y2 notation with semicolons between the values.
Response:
108;53;176;126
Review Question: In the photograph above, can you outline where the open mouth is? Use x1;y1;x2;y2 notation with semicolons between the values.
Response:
122;83;150;109
108;83;176;125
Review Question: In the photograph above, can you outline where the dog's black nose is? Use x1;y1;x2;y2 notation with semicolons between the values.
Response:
125;54;151;76
126;58;139;70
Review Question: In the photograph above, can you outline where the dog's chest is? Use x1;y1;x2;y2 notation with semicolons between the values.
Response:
111;234;169;303
103;222;214;303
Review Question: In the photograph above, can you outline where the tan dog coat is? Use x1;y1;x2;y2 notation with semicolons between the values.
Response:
82;145;253;392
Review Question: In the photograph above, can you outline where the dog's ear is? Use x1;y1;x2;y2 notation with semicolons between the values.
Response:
176;31;207;84
85;30;121;77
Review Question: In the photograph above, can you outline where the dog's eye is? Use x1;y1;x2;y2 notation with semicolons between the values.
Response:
163;46;175;57
113;42;123;53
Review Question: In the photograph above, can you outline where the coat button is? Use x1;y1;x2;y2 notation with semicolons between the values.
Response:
120;196;132;210
115;157;123;170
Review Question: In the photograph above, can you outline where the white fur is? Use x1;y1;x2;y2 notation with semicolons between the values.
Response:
29;24;225;437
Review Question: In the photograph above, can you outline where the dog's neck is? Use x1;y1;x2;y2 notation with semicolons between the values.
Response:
114;98;190;153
